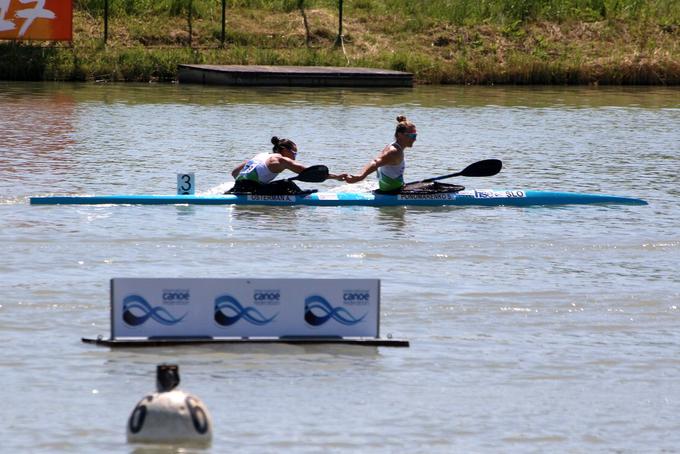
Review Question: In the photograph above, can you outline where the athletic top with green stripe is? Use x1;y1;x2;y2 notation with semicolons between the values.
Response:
237;153;278;183
376;142;405;191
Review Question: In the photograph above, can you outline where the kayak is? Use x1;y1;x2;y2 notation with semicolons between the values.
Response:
30;189;647;207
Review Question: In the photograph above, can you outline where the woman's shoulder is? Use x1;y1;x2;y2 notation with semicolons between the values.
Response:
380;142;396;152
378;144;403;165
382;142;403;156
250;152;272;162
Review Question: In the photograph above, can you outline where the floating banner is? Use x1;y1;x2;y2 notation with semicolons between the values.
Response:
0;0;72;41
111;278;380;339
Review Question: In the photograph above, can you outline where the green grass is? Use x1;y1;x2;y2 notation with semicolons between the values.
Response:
1;1;678;84
74;0;679;23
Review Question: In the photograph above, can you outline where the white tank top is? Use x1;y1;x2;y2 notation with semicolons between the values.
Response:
237;153;278;183
376;142;405;191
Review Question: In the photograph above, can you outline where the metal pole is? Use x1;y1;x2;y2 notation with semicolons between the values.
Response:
188;0;192;47
334;0;346;50
221;0;226;47
334;0;344;47
104;0;109;44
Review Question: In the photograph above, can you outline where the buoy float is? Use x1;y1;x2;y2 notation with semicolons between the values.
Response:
127;364;212;445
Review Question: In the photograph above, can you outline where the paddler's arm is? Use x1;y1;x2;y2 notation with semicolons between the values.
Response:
346;148;398;184
269;156;346;180
267;155;306;174
231;161;247;179
345;160;378;184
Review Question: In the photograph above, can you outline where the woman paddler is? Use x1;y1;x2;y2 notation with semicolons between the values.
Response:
345;116;417;193
229;136;345;195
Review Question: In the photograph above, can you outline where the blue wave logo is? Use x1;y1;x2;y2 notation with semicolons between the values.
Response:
122;295;187;326
304;295;366;326
214;294;278;326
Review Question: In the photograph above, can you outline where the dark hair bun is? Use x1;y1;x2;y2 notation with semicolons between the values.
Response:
396;115;407;123
271;136;280;146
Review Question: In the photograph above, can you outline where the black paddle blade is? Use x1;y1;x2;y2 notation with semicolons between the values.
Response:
460;159;503;177
417;159;503;184
289;165;329;183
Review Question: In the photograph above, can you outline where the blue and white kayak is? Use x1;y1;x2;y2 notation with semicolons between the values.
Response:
30;189;647;207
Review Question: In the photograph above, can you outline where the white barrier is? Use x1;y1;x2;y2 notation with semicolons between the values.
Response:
110;278;380;339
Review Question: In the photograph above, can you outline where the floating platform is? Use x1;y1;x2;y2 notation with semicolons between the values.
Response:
177;64;413;87
82;336;410;348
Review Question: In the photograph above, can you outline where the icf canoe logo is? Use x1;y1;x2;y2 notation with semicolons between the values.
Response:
122;295;187;326
214;294;278;326
304;295;366;326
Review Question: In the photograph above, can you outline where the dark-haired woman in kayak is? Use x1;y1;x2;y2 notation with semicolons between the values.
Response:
230;136;345;194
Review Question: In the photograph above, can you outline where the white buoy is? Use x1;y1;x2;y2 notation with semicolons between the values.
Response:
127;364;212;445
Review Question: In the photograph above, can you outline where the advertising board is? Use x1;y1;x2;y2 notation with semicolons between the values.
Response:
111;278;380;339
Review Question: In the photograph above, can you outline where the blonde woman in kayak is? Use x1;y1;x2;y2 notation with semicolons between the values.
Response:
230;136;345;194
345;115;417;192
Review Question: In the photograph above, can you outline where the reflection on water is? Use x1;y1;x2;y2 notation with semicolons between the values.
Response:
2;81;678;109
99;343;381;361
0;88;77;188
376;206;408;233
228;205;302;233
174;205;196;217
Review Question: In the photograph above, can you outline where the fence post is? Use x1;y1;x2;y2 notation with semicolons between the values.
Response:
221;0;226;47
334;0;344;47
187;0;193;47
104;0;109;44
299;0;311;47
188;0;193;47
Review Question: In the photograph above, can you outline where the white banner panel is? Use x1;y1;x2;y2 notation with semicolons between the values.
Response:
111;278;380;339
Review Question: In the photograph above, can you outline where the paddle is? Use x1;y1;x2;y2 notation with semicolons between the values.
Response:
228;165;328;195
286;165;329;183
408;159;502;184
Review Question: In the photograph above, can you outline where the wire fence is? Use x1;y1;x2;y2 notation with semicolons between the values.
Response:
75;0;344;47
70;0;680;50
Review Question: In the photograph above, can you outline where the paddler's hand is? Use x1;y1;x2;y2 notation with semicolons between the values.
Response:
345;174;364;184
329;173;348;181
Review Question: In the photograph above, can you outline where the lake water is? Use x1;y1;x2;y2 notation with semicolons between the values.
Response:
1;81;679;452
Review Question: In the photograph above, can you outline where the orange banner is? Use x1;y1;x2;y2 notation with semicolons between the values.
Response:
0;0;72;41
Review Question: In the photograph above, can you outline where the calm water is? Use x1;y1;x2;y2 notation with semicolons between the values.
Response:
1;81;679;452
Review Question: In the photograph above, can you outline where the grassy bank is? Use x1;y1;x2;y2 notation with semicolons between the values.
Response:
0;0;678;84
